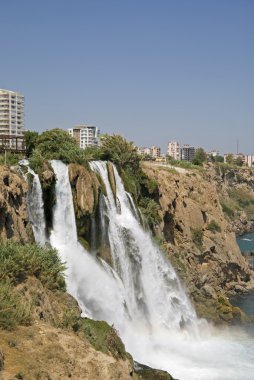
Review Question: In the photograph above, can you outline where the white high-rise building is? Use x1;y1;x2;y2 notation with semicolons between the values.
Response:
68;125;100;149
167;141;181;160
0;89;25;148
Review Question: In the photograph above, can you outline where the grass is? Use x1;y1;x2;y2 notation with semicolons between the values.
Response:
191;227;203;250
0;153;24;167
207;220;221;233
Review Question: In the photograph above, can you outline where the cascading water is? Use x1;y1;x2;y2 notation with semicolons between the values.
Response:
90;161;198;331
26;166;47;245
29;160;254;380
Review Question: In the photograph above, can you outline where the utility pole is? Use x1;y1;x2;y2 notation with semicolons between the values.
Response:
237;139;239;154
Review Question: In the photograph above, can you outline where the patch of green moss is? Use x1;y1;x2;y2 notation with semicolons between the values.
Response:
81;319;126;359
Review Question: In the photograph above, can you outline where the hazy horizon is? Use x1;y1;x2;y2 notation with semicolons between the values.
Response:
0;0;253;154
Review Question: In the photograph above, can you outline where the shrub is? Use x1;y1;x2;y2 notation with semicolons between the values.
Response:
191;227;203;250
221;201;235;219
0;241;66;291
139;197;161;229
0;280;31;330
0;153;24;166
207;220;221;233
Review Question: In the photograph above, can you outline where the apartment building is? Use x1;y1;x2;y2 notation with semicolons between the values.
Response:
137;147;151;156
0;89;25;148
68;125;100;149
245;155;254;167
151;146;161;158
167;141;196;162
167;141;181;160
181;144;196;161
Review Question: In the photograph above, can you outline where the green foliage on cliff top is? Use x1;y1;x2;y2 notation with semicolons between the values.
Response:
0;241;66;291
31;129;85;164
0;241;66;330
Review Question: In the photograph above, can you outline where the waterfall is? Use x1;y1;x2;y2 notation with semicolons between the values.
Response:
28;159;254;380
26;166;47;245
49;160;126;327
90;161;198;331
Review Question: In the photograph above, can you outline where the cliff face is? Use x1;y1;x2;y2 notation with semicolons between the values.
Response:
204;164;254;235
0;166;33;242
142;163;254;322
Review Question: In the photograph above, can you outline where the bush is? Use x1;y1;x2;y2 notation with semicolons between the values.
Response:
207;220;221;233
191;227;203;250
139;197;161;229
221;202;234;219
29;129;86;172
0;241;66;291
0;280;31;330
0;152;24;166
99;134;140;173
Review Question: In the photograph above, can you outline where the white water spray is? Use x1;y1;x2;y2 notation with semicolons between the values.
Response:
26;167;47;245
28;160;254;380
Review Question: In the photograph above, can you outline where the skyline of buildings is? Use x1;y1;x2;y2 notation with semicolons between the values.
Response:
0;88;253;167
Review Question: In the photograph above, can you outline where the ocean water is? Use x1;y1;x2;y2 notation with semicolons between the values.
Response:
232;232;254;316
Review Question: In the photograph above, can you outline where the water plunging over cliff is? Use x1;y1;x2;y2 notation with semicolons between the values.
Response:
26;167;47;245
29;160;254;380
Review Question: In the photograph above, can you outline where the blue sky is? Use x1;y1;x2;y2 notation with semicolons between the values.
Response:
0;0;253;154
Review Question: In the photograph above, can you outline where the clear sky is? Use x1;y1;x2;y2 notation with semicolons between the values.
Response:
0;0;253;154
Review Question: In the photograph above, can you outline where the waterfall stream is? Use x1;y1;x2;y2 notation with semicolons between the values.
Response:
28;160;254;380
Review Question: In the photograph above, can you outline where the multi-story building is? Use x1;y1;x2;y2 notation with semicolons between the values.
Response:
150;146;161;158
181;144;196;162
0;89;25;148
245;155;254;167
68;125;100;149
167;141;181;160
137;147;151;156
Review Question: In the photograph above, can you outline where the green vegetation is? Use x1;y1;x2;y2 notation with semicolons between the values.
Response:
192;148;207;166
0;241;66;330
167;159;201;170
23;131;39;157
0;240;128;361
191;227;203;250
220;187;254;220
29;129;86;174
139;198;161;229
0;241;65;291
0;281;31;330
0;152;24;166
207;220;221;233
99;134;140;173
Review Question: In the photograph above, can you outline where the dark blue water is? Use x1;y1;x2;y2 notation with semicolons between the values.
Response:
232;232;254;315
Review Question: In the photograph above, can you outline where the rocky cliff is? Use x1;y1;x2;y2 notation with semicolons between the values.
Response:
142;163;254;322
0;165;33;242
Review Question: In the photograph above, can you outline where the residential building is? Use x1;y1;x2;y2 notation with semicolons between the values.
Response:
245;155;254;167
137;147;151;156
181;144;196;162
167;141;181;160
0;89;25;148
207;150;219;157
68;125;100;149
151;146;161;158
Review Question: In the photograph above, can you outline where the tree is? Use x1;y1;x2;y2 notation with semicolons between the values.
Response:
225;154;234;165
23;131;39;157
214;155;224;163
32;129;85;164
99;134;141;172
235;156;243;167
193;148;207;166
